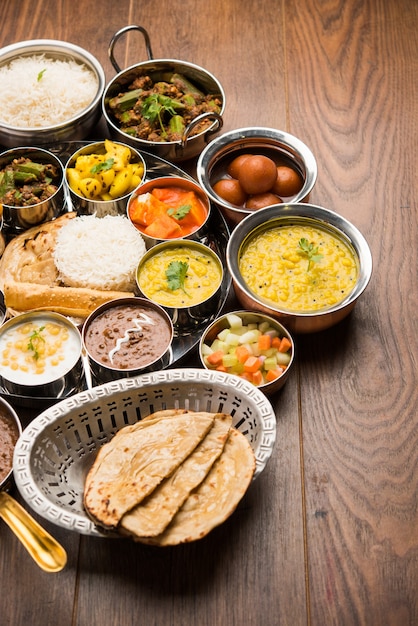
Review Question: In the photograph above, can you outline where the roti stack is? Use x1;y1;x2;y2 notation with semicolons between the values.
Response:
84;409;256;544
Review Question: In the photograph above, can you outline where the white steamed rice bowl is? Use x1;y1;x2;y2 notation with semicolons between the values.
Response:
53;214;146;292
0;54;98;128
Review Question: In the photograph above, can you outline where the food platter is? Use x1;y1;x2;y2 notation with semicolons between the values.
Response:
0;143;232;408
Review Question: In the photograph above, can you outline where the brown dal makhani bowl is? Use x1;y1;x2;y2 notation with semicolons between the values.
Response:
82;297;174;385
226;203;373;334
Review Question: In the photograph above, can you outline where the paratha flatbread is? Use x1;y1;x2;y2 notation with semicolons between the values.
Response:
137;428;256;546
120;412;232;537
84;412;215;529
0;213;135;318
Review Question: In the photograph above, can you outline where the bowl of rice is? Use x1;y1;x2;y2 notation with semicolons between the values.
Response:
0;39;105;148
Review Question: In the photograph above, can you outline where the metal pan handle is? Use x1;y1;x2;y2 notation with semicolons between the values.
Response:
177;112;224;158
108;25;154;73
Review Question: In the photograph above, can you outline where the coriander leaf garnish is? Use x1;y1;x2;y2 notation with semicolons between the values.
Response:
167;204;191;220
298;238;323;271
37;69;46;82
27;326;45;360
166;261;190;295
142;94;185;137
90;158;115;174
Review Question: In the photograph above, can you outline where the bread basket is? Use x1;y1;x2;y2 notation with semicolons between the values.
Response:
13;369;277;536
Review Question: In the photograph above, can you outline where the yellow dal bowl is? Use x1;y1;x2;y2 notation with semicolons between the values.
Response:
226;203;373;333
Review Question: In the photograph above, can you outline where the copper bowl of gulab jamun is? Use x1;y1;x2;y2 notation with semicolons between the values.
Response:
196;127;317;227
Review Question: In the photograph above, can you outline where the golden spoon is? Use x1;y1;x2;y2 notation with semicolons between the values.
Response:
0;491;67;572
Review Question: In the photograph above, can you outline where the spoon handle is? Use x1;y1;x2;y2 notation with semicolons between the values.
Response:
0;491;67;572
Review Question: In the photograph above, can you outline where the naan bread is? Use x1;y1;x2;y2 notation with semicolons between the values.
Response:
120;412;232;537
84;412;215;529
0;213;135;318
137;428;256;546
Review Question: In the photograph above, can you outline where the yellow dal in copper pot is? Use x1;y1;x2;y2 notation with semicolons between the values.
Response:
239;222;358;312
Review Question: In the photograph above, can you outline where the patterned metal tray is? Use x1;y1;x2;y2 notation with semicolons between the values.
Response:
13;369;277;536
0;144;232;408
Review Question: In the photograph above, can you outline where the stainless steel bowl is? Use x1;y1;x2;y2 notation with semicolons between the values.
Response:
102;25;225;162
82;297;174;386
0;39;105;148
0;311;83;398
199;310;295;394
196;127;317;226
0;397;22;492
136;239;224;333
0;146;65;234
127;175;211;247
226;203;373;333
65;140;146;216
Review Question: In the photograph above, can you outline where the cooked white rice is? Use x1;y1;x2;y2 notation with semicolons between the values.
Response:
53;215;146;292
0;54;98;128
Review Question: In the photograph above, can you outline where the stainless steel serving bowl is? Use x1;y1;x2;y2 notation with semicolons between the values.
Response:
226;203;373;333
199;310;295;394
65;140;146;217
136;239;224;333
0;146;65;234
127;175;211;247
82;297;174;386
0;397;22;492
197;127;317;226
102;25;225;162
0;311;83;398
0;39;105;148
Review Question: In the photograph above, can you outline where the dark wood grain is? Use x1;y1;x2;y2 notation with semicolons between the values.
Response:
0;0;417;624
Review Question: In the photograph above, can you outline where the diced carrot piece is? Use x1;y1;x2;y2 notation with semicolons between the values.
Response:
266;368;283;382
258;334;272;351
206;350;225;366
144;213;182;238
236;345;251;363
278;337;292;353
272;336;282;349
216;365;227;372
244;355;261;373
251;370;264;386
240;372;254;383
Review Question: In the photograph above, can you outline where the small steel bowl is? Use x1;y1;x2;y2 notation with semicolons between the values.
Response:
65;141;146;217
0;39;105;148
102;25;225;162
0;311;83;398
136;239;224;333
199;310;295;395
196;126;317;227
82;297;174;386
0;146;65;234
127;175;211;247
0;397;22;492
226;203;373;334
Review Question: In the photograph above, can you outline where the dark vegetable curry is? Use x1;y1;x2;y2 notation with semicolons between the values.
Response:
107;72;222;142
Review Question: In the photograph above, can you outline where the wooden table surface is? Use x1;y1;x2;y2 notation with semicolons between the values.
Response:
0;1;417;624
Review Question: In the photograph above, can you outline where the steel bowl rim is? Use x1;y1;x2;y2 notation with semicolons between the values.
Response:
0;145;65;209
0;396;22;490
196;126;318;213
198;309;295;392
0;38;105;132
102;57;226;147
64;140;147;205
226;202;373;319
136;239;224;310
